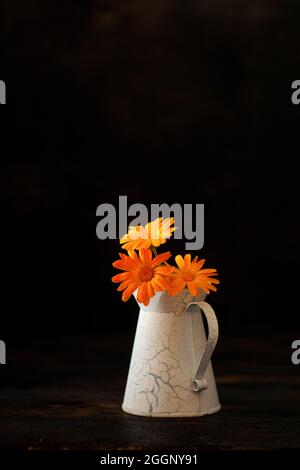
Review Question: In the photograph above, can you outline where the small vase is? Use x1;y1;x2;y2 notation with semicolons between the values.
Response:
122;290;221;417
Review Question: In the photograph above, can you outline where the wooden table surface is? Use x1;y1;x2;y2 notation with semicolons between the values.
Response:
0;334;299;451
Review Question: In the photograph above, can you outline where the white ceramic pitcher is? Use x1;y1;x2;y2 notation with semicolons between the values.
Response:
122;289;221;417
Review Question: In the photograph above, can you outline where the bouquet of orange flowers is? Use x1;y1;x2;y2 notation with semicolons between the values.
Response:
112;218;219;306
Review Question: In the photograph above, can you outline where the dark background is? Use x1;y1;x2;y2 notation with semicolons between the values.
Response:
1;0;299;339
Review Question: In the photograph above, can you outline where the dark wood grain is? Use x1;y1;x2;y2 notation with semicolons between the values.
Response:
0;335;299;450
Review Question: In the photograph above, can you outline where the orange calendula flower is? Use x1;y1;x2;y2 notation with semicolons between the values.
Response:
112;248;173;306
120;217;175;251
168;254;219;297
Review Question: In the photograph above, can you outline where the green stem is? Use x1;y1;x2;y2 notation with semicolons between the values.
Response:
152;246;158;257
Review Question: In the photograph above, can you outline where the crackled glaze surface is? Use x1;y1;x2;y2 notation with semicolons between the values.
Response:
122;291;220;417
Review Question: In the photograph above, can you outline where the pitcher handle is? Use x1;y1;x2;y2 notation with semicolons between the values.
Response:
185;301;219;392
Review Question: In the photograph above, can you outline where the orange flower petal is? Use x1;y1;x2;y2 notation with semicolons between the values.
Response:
120;217;175;251
137;282;148;304
122;282;139;302
195;259;205;269
117;278;134;291
147;281;155;298
175;255;184;270
197;268;217;274
140;248;152;265
155;265;174;276
187;281;199;296
168;278;186;296
151;251;171;268
168;255;219;298
184;254;191;270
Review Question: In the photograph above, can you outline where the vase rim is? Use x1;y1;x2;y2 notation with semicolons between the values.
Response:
133;288;205;313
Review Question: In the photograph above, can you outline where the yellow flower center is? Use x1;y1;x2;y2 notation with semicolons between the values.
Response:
182;271;194;282
139;266;154;282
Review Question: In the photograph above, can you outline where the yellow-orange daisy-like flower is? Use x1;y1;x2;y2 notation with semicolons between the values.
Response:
168;254;219;297
120;217;175;251
112;248;173;306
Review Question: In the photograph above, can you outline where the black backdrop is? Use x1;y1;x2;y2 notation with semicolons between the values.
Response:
1;0;299;340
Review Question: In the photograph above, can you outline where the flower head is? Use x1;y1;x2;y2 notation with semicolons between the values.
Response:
120;217;175;251
112;248;173;306
168;254;219;297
